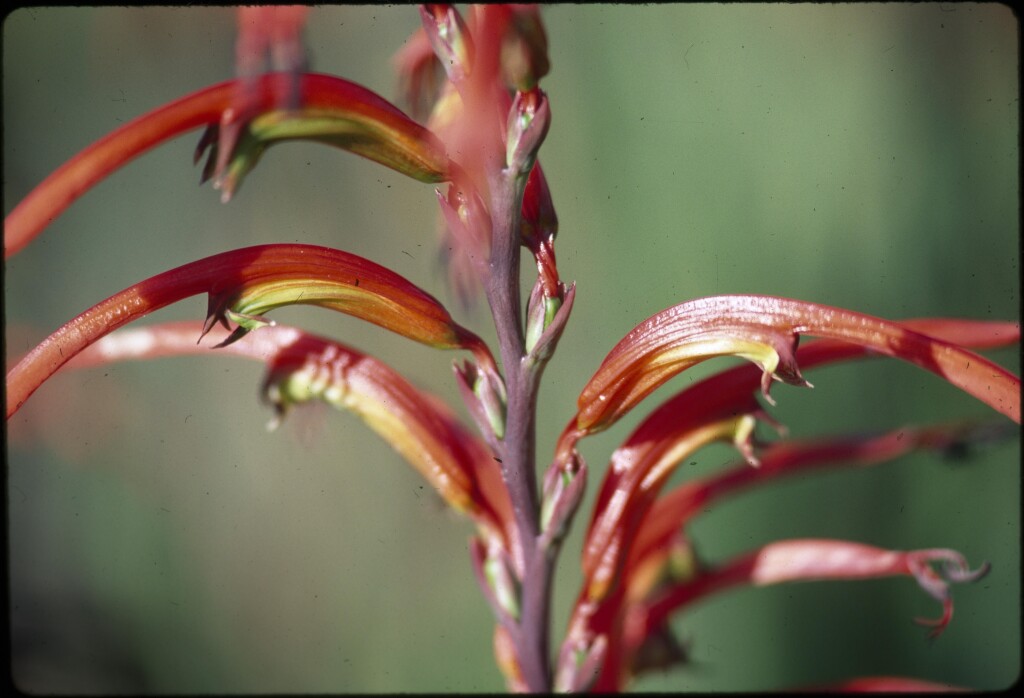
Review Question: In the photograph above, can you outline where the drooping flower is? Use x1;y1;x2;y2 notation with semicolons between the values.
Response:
628;422;1014;592
63;320;517;556
575;295;1021;434
5;74;451;257
554;316;1019;692
6;244;495;418
637;541;988;644
195;74;452;200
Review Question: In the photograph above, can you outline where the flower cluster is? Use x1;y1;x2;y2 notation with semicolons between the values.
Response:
5;5;1018;693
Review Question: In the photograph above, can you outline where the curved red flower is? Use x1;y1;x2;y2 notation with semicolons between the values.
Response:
6;244;495;418
575;296;1020;434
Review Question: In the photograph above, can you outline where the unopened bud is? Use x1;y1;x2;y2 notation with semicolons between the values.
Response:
524;278;562;355
505;88;550;177
453;360;507;443
539;450;587;548
501;5;551;91
420;4;474;85
474;368;508;440
525;282;575;368
484;547;521;620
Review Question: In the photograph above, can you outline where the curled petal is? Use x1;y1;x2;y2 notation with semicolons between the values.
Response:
558;318;1017;691
640;540;989;645
198;246;486;353
598;316;1019;581
6;244;496;418
576;296;1021;434
592;317;1019;495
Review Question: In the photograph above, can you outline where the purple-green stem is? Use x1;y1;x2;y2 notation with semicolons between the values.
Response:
483;162;555;691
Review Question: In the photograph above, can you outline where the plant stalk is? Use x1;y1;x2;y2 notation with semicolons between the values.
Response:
484;166;553;692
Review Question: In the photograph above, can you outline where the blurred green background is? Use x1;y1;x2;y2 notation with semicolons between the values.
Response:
4;4;1019;693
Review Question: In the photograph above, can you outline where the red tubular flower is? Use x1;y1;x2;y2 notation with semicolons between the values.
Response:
554;392;764;692
581;541;987;692
63;320;516;555
417;5;560;308
575;295;1021;435
6;243;496;418
561;420;1012;691
581;393;763;599
5;73;450;258
637;540;988;644
588;318;1020;480
628;422;1013;590
555;317;1018;691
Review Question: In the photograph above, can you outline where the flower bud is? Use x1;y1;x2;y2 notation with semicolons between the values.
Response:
525;281;575;367
470;537;521;622
524;277;558;354
539;449;587;549
501;5;551;91
505;88;550;177
453;359;508;443
420;4;474;85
